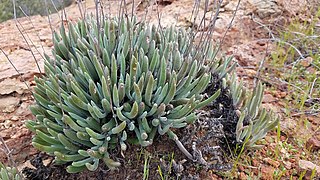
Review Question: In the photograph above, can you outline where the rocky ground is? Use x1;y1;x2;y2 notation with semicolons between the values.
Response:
0;0;319;179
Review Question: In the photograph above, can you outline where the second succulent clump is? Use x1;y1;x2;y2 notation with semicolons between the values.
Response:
0;163;20;180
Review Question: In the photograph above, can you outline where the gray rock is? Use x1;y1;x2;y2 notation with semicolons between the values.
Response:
249;0;282;18
0;96;20;113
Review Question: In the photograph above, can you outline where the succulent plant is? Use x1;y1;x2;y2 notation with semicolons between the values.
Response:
26;16;222;173
221;72;279;148
0;162;20;180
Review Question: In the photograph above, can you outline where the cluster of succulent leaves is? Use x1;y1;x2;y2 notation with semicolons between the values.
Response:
26;15;278;173
221;73;279;148
0;162;20;180
26;16;223;173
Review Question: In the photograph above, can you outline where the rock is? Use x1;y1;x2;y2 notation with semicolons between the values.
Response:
43;158;53;166
0;96;20;113
17;160;34;172
15;102;33;116
279;92;287;98
280;118;297;136
248;0;282;18
0;131;10;139
0;78;29;95
261;165;275;180
211;173;220;179
239;172;248;180
306;137;320;151
11;116;19;121
299;160;320;174
308;115;320;125
3;120;14;128
238;165;245;172
300;57;313;67
11;128;30;139
283;161;292;170
279;144;290;159
0;49;45;80
263;157;280;168
224;1;241;11
245;69;257;77
252;159;259;167
289;158;296;163
263;94;275;103
280;0;308;16
261;103;278;113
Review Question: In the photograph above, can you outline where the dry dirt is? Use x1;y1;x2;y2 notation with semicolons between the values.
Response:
0;0;319;179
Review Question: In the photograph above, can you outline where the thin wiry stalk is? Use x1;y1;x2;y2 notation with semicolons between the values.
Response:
202;0;209;31
94;0;101;57
14;17;45;65
83;0;87;17
251;14;276;39
18;6;46;56
57;0;68;22
106;0;111;18
131;0;135;17
198;0;220;63
0;48;31;91
309;77;317;97
117;0;125;47
122;0;129;17
99;0;105;23
212;0;241;62
12;0;42;74
49;0;60;15
198;0;223;63
254;33;271;87
141;0;150;22
76;0;84;19
95;0;101;38
198;0;210;32
117;0;123;20
183;0;201;59
155;2;166;43
187;0;221;62
47;0;61;21
16;8;46;63
256;38;305;60
44;0;55;38
0;134;23;179
189;0;200;29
